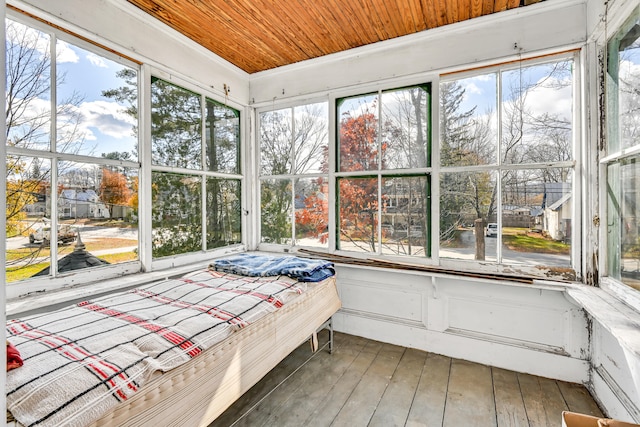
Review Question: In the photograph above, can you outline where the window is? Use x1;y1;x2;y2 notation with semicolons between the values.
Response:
337;86;431;256
439;54;575;269
5;13;243;297
259;102;329;247
5;16;140;289
150;78;242;258
606;8;640;293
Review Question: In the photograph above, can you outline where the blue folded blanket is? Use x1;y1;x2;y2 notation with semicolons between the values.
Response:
210;253;335;282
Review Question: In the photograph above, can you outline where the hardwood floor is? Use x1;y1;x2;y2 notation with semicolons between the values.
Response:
210;331;603;427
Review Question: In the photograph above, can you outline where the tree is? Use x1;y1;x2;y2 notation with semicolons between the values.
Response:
5;19;86;232
98;168;132;217
338;107;381;252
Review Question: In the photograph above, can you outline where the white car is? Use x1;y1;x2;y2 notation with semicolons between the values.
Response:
29;224;77;245
485;223;498;237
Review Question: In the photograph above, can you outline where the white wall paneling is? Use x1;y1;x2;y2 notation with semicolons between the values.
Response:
331;265;590;384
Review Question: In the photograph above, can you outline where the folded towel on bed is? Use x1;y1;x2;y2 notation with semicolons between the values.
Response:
210;253;335;282
7;340;23;371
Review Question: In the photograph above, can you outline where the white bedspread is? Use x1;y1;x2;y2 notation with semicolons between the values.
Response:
6;269;306;427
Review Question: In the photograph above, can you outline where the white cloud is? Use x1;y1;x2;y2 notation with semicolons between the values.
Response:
524;77;572;119
77;100;136;140
56;40;79;64
464;82;482;96
86;52;108;68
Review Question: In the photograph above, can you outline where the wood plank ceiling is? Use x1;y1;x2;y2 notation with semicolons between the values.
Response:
126;0;543;74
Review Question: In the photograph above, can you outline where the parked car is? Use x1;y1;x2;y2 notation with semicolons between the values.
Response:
485;222;498;237
29;224;77;245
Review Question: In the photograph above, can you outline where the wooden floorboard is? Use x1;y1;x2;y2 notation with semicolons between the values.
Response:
211;332;603;427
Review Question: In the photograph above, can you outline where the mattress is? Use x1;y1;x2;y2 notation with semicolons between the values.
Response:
7;271;340;427
95;274;339;426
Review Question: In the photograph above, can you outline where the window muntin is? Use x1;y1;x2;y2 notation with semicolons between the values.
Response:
5;16;141;285
151;78;202;169
337;85;431;257
606;10;640;292
259;102;329;248
206;99;240;174
206;178;242;248
150;77;242;258
151;171;202;258
439;55;574;268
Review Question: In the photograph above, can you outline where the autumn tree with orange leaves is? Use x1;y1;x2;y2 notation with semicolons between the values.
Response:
99;168;132;217
337;105;385;252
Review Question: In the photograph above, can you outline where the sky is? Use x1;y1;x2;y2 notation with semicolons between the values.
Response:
7;19;138;160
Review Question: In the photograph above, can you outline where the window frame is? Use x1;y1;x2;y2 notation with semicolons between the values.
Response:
5;12;142;299
256;98;331;251
4;12;248;298
256;53;581;281
601;5;640;310
145;70;246;272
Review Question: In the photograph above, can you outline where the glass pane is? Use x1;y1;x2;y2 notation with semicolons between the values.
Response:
6;157;52;282
338;177;379;253
440;171;497;262
338;94;379;172
440;75;497;167
205;99;240;174
206;178;241;249
381;86;430;169
151;78;202;169
295;177;329;248
294;103;328;174
381;176;430;257
501;60;573;164
608;159;640;291
57;41;138;158
501;168;571;267
152;172;202;257
6;19;51;151
613;14;640;152
54;161;139;273
260;108;292;175
261;179;292;244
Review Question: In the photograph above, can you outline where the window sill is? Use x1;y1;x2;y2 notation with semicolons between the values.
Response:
6;259;214;318
566;283;640;359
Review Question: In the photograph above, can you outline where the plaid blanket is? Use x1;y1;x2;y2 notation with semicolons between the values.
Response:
210;254;335;282
6;270;306;427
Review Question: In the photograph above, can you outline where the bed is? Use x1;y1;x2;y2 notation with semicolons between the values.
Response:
6;254;341;427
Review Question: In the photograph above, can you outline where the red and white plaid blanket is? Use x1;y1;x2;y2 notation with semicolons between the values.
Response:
6;269;306;427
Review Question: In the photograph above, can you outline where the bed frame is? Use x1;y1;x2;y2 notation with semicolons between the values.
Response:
84;276;341;427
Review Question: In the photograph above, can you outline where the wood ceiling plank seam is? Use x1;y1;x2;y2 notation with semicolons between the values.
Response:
296;0;354;52
213;0;300;60
243;0;321;63
406;0;428;33
445;0;459;25
357;0;390;41
267;1;332;60
506;0;521;9
128;0;276;72
457;0;472;21
326;0;374;48
391;0;417;36
189;6;284;72
494;0;510;13
433;0;449;27
334;0;383;46
219;0;306;68
375;0;405;38
470;0;484;18
482;0;496;15
421;0;440;29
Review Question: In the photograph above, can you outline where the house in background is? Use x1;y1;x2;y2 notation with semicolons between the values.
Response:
3;0;640;424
